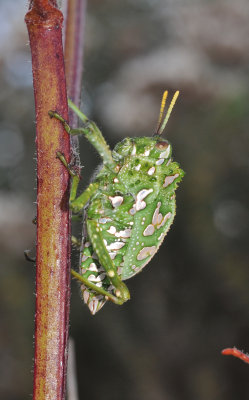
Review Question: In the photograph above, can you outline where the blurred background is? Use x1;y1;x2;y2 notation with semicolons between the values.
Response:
0;0;249;399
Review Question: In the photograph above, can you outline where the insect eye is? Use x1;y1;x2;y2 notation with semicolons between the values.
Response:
155;140;169;150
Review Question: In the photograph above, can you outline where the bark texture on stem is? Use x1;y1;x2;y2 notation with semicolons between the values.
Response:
25;1;71;399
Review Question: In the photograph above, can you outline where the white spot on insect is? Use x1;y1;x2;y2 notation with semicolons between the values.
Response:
136;242;139;246
135;164;141;171
89;263;98;271
88;274;101;282
134;266;140;273
158;232;164;241
171;194;175;200
108;270;115;277
135;188;153;211
84;242;90;247
147;167;155;175
115;228;131;238
106;241;126;251
166;158;172;166
129;221;134;225
95;282;103;287
83;289;89;303
131;265;136;270
115;165;120;172
163;174;179;188
113;177;119;183
109;195;124;208
107;226;131;240
160;147;171;159
143;224;155;236
156;158;164;166
131;145;136;156
117;266;123;275
152;202;162;225
132;248;136;251
137;246;157;261
141;221;145;225
82;254;88;262
129;207;136;215
109;252;116;260
81;268;86;274
157;212;172;229
89;300;98;315
98;273;106;281
144;149;151;156
107;226;116;235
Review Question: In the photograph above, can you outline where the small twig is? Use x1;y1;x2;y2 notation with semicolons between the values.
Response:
222;347;249;364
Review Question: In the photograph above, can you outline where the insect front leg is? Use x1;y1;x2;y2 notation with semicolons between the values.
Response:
85;219;130;304
56;151;99;213
49;102;115;171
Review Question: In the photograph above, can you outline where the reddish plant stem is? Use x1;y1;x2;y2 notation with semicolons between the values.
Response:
64;0;87;125
222;347;249;364
25;1;71;399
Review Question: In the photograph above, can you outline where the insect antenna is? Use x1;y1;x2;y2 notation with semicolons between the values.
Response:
155;90;179;136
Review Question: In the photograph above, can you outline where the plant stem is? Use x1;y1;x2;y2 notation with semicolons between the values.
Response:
25;1;71;399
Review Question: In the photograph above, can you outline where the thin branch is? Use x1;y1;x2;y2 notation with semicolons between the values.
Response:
25;1;71;399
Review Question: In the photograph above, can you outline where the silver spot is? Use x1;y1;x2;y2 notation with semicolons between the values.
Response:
144;149;151;156
99;217;112;224
147;167;155;175
106;241;126;251
131;145;136;155
156;158;164;165
83;289;89;303
89;263;98;271
109;252;116;260
163;174;179;188
158;232;164;241
143;224;155;236
82;254;88;262
157;212;172;229
114;177;119;183
107;226;116;235
89;300;98;315
152;202;162;225
135;188;153;211
98;273;106;281
117;266;123;275
135;164;141;171
160;147;171;158
136;241;139;245
137;246;157;261
84;242;90;247
88;274;101;282
129;207;136;215
109;195;124;208
115;228;132;238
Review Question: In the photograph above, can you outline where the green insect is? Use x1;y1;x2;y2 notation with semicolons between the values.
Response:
49;91;184;315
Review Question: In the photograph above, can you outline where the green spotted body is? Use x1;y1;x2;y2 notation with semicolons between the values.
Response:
49;91;184;314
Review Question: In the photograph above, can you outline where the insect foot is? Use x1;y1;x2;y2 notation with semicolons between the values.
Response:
115;281;130;303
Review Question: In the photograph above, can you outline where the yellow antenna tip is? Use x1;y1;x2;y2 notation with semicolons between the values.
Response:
157;90;180;135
